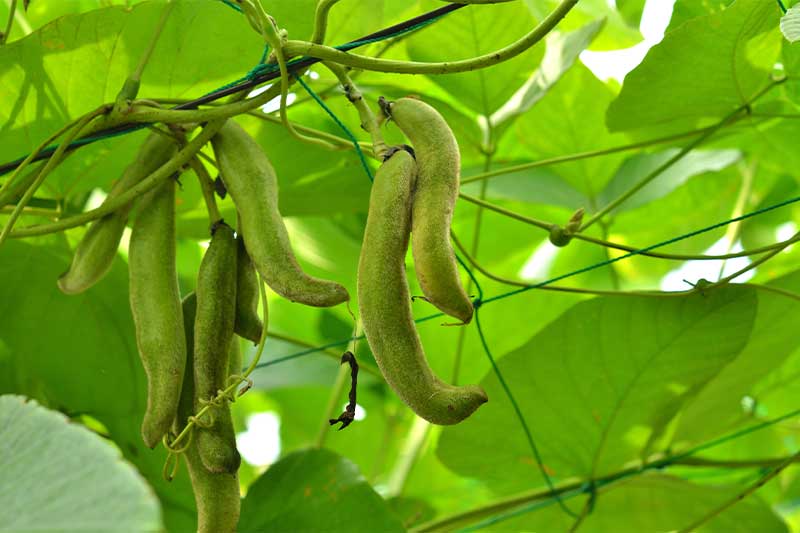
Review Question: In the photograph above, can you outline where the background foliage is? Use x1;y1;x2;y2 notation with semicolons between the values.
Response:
3;0;800;531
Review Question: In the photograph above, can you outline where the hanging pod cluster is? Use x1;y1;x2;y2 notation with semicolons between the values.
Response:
56;122;351;532
358;97;488;425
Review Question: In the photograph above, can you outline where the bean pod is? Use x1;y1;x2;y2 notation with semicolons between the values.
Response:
234;232;265;344
211;120;349;307
176;293;241;533
358;148;487;425
128;178;185;448
386;97;473;324
194;221;241;474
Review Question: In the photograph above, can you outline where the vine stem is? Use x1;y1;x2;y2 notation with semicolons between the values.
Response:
385;416;432;497
131;1;174;83
459;122;750;186
151;97;375;155
580;77;786;232
458;192;800;261
0;0;16;45
450;230;684;298
712;231;800;287
324;61;389;159
310;0;342;44
189;157;221;224
283;0;579;74
9;85;280;239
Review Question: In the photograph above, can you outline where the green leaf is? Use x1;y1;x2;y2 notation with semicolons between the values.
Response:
406;0;543;116
0;238;196;532
617;0;646;28
238;448;405;533
0;395;161;531
509;63;629;194
781;4;800;42
673;271;800;444
666;0;733;33
490;19;605;133
438;287;757;493
608;0;781;132
597;149;741;214
529;0;641;50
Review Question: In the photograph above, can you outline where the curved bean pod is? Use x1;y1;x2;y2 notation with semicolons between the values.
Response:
194;221;241;474
358;148;487;425
128;178;185;448
386;97;473;324
176;293;241;533
211;120;349;307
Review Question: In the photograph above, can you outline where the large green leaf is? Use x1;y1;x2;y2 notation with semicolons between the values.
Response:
674;271;800;444
607;0;781;132
406;0;543;116
238;448;405;533
0;395;161;531
489;19;605;135
0;238;196;532
508;63;629;194
438;287;757;493
597;148;741;214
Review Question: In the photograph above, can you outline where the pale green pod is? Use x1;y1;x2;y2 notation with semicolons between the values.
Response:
128;179;185;449
194;222;241;474
176;292;241;533
234;234;265;344
211;120;349;307
58;132;177;294
388;97;473;324
358;148;487;425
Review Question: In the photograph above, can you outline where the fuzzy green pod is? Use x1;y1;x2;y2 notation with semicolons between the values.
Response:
387;97;473;324
358;148;487;425
234;234;265;344
211;120;349;307
194;221;241;474
175;293;241;533
58;132;177;294
128;179;185;449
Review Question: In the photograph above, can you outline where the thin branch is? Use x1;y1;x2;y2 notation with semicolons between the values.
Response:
675;451;800;533
451;230;684;298
459;123;744;186
324;61;389;159
458;192;800;261
283;0;579;74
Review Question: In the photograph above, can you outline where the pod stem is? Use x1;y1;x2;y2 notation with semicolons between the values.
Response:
324;61;389;160
190;157;222;224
